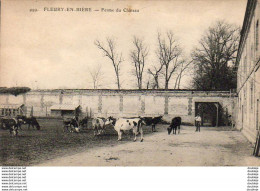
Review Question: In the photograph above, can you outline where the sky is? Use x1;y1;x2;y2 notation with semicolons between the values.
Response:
0;0;247;89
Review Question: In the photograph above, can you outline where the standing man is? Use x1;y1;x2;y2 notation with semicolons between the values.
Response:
195;115;202;132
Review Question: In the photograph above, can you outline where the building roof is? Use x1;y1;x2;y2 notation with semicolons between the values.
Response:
0;104;24;109
50;104;80;111
236;0;258;65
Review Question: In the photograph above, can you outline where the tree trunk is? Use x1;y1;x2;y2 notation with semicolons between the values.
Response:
116;75;120;89
174;75;180;89
165;81;169;90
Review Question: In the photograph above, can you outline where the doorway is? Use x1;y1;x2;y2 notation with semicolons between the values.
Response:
195;102;221;127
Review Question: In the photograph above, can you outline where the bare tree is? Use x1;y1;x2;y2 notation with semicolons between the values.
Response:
89;64;103;89
95;38;123;89
157;31;184;89
130;36;149;89
174;60;192;89
147;64;164;89
191;20;240;90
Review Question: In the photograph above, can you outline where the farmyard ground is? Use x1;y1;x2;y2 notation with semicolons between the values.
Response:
39;125;260;166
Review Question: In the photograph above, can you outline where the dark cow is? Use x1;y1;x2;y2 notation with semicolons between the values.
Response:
63;118;79;133
167;117;182;135
0;117;20;136
143;116;163;132
17;116;40;130
79;117;89;128
104;116;117;126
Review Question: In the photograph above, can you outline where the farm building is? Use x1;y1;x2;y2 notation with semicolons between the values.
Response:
0;104;25;117
236;0;260;143
50;104;81;117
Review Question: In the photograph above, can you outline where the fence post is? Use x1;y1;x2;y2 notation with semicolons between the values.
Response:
30;106;34;117
86;106;89;118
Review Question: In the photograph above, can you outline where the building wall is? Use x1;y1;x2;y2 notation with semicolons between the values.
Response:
0;90;235;125
237;0;260;143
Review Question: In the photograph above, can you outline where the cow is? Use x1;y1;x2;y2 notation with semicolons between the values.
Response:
167;117;182;135
63;117;80;133
104;116;117;126
17;115;40;130
92;117;106;136
113;117;146;142
143;116;163;132
79;117;89;128
0;117;20;136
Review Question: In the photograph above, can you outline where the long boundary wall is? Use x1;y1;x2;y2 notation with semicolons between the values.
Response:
0;89;236;124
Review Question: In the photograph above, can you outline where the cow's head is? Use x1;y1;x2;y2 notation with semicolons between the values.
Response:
139;117;146;126
32;118;40;130
105;116;116;126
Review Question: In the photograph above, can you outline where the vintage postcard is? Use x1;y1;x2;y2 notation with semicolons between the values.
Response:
0;0;259;169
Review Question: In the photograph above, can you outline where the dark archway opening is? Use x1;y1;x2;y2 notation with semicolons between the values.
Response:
195;102;223;127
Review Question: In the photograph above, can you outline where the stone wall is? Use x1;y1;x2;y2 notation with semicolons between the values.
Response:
0;89;236;124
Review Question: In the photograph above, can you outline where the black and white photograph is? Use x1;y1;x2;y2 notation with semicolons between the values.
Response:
0;0;259;170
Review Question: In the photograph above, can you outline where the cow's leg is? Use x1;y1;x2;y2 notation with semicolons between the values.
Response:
117;130;122;141
133;127;138;141
9;127;13;135
133;132;137;142
14;126;18;136
178;126;180;134
93;126;97;136
101;127;105;135
97;126;102;135
152;124;155;132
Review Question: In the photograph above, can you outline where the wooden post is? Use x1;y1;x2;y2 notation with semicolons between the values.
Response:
30;106;34;117
86;107;89;118
216;104;219;127
253;131;260;157
90;108;92;118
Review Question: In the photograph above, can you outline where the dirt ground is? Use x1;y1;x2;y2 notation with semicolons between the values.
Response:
39;125;260;166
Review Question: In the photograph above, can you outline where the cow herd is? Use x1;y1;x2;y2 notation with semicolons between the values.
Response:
62;115;182;142
0;116;41;136
0;115;182;142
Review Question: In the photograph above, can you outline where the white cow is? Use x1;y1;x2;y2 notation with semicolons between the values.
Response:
112;117;145;142
92;117;106;136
